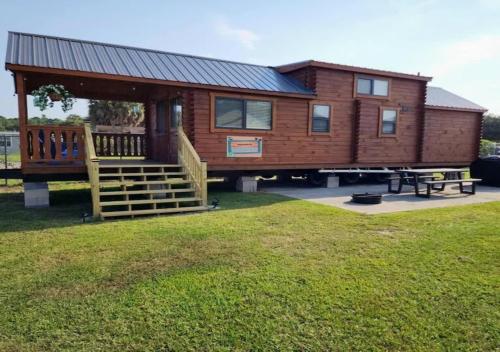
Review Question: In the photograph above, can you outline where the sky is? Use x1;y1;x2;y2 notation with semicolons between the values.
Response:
0;0;499;118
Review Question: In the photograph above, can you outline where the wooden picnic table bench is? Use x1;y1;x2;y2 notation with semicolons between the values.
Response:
387;174;436;194
417;178;482;198
387;168;481;198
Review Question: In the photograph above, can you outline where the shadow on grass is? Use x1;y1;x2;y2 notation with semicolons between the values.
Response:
0;183;294;233
0;188;93;234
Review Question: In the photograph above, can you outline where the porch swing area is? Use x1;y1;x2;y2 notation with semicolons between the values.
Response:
13;70;208;219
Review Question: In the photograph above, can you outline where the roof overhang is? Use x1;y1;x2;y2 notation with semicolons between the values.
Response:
276;60;433;82
425;104;487;113
6;64;316;100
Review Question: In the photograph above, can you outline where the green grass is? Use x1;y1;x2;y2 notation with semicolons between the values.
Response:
0;183;498;351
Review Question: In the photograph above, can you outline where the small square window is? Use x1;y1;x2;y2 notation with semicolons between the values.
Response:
373;80;389;96
357;79;372;95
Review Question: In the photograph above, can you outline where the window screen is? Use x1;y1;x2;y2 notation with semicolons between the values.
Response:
246;101;272;130
357;79;372;95
170;97;182;128
381;109;397;135
312;104;331;133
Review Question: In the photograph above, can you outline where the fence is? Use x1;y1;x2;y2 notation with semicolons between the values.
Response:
1;133;21;185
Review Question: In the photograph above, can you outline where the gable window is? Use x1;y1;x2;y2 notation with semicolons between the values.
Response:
156;101;166;133
170;97;182;128
215;97;272;130
356;77;389;97
379;107;398;136
310;104;331;133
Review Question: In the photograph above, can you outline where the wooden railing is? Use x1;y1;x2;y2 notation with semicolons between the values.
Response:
84;123;100;218
177;127;207;207
25;125;85;162
92;132;146;157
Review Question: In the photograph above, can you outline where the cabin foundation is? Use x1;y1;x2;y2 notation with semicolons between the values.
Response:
325;176;340;188
236;176;258;192
24;182;49;208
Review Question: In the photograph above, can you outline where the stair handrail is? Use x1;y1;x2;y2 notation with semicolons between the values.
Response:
84;122;101;218
177;127;207;207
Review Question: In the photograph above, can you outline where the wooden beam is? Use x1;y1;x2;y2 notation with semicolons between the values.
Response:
6;64;316;100
15;72;28;168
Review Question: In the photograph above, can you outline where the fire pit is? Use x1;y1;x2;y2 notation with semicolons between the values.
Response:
351;193;382;204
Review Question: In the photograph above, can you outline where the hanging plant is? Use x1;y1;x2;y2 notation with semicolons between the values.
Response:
31;84;76;112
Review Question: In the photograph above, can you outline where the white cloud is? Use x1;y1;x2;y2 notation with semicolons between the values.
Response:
214;19;259;50
431;35;500;76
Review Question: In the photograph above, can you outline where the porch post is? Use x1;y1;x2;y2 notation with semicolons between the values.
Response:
143;100;153;159
15;72;28;168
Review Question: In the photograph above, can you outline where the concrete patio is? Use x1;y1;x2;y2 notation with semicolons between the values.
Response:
261;182;500;214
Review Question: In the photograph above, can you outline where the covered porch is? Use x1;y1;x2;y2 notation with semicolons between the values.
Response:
9;68;207;218
12;68;186;177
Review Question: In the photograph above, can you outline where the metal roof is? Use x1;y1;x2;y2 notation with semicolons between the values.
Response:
277;60;433;81
5;31;313;96
426;86;487;112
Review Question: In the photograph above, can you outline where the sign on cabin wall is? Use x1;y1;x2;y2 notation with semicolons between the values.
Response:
227;136;263;157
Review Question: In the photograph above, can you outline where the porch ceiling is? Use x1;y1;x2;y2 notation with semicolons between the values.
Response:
18;71;178;102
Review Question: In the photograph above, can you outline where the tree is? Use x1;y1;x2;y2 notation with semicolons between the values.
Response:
88;100;144;127
63;114;85;126
479;139;496;157
483;114;500;142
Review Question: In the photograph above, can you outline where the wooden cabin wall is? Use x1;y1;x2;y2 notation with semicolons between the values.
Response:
190;67;430;171
354;78;427;164
421;109;483;163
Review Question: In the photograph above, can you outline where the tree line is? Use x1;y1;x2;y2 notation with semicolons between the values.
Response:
0;100;144;131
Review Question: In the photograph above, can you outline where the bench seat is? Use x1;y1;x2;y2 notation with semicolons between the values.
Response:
423;178;481;184
416;178;482;197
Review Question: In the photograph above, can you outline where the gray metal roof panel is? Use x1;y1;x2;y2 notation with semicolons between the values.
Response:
426;86;486;111
5;31;314;95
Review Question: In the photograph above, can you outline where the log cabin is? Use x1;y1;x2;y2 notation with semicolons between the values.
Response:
4;32;487;218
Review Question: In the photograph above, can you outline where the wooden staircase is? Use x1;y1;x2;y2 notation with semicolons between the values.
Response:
83;123;208;220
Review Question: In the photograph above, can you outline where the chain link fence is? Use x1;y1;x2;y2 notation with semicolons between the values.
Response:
1;133;21;185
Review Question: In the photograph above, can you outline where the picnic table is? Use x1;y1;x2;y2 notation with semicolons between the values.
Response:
387;168;482;198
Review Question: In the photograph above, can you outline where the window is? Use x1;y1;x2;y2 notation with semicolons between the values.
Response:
215;97;272;130
170;97;182;128
156;101;166;133
356;77;389;97
311;104;331;133
380;108;398;136
0;136;12;147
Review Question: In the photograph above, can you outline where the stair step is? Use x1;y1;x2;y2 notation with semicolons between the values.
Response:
100;172;186;177
100;197;200;207
99;163;182;169
99;179;191;187
100;188;195;196
101;205;207;218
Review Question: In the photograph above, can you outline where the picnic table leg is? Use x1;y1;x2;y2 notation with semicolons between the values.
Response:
413;174;421;196
459;181;476;195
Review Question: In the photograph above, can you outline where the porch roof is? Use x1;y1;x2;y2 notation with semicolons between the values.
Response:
5;31;314;97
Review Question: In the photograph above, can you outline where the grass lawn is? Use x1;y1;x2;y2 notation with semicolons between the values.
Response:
0;183;498;351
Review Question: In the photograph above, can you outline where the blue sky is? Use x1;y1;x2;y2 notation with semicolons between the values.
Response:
1;0;499;118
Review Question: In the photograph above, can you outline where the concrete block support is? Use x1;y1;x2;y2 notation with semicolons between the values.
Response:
24;182;49;208
325;176;340;188
236;176;258;192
